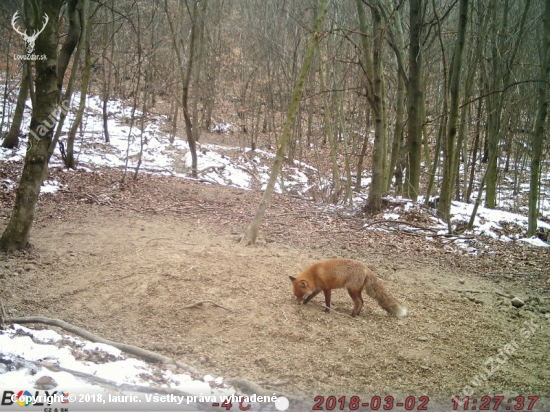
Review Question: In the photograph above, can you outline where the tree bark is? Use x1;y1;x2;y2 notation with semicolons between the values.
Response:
366;0;387;214
2;62;31;149
405;0;423;201
0;0;72;252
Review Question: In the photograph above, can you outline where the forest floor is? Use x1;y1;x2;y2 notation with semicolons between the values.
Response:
1;165;550;410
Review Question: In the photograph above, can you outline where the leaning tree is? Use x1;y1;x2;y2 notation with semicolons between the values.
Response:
0;0;80;252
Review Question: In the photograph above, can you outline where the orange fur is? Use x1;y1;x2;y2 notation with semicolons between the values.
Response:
289;258;407;317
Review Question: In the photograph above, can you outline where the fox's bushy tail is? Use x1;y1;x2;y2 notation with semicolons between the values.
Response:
364;277;407;317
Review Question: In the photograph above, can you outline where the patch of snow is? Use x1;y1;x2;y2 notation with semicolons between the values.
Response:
518;236;550;248
0;325;236;409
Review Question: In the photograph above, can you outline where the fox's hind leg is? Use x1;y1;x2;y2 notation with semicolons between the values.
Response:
322;289;332;312
347;289;364;317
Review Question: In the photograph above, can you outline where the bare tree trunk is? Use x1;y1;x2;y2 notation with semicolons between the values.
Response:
164;0;200;177
182;1;199;177
46;0;81;167
438;0;469;224
405;0;423;201
0;0;75;252
366;0;387;214
135;1;160;180
2;62;31;149
57;0;81;94
0;30;13;135
101;0;115;143
388;64;406;192
356;0;388;213
242;0;330;245
169;100;179;144
319;61;340;204
384;2;408;193
466;74;484;203
65;0;92;170
355;105;370;192
424;0;449;205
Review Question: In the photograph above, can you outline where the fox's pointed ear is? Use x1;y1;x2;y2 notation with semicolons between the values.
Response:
289;275;296;282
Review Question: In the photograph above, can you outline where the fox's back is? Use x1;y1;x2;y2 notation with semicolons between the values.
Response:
307;258;368;291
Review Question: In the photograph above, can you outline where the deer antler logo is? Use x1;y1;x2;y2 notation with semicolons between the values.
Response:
12;11;49;55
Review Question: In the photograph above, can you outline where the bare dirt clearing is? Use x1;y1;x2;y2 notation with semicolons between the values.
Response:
1;169;549;410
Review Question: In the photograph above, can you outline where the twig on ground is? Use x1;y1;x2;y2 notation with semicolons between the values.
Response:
275;304;288;323
182;300;232;312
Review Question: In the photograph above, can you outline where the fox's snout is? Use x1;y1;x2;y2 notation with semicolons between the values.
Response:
296;292;311;305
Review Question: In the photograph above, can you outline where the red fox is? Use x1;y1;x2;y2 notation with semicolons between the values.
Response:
289;258;407;317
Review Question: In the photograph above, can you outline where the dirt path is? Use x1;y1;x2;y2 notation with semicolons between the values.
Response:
1;171;549;410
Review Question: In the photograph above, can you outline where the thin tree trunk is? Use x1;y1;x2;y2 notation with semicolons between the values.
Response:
383;4;407;191
438;0;469;224
425;112;445;203
101;0;115;143
319;62;340;204
65;0;92;170
467;156;492;231
242;0;330;245
0;30;12;135
170;100;179;144
456;16;483;202
2;62;30;149
355;105;370;192
164;0;199;177
466;73;484;203
57;0;81;94
182;0;199;177
388;65;406;192
135;1;159;180
425;3;450;205
405;0;423;201
46;0;81;167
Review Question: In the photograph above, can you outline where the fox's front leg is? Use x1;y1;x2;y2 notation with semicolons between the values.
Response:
302;289;321;305
322;289;331;312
